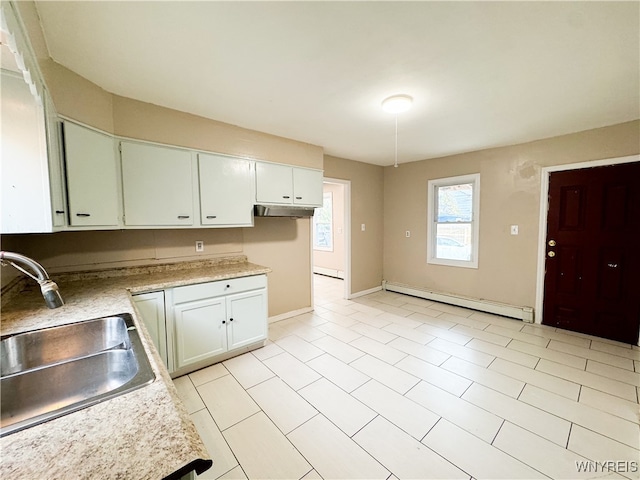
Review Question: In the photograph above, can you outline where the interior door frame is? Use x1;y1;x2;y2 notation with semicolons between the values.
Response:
534;154;640;343
310;177;352;300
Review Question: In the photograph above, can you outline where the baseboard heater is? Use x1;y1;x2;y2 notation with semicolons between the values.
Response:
313;266;345;279
382;281;534;323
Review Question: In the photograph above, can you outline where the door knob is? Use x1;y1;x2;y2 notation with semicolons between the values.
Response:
548;240;556;247
548;251;556;258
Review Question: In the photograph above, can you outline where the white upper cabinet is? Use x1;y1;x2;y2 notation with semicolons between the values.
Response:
63;122;120;227
293;168;323;206
121;141;194;226
198;153;253;226
1;71;52;234
255;162;323;207
255;162;293;204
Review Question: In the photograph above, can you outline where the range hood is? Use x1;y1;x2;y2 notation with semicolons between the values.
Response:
254;205;316;218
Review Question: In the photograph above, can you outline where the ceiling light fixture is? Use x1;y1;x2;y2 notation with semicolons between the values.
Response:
381;94;413;114
381;94;413;168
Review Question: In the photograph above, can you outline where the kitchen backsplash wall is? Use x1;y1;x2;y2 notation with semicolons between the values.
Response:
1;228;242;277
1;221;313;318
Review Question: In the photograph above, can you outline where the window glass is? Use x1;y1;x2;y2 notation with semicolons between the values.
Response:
313;192;333;251
428;174;479;268
437;183;473;222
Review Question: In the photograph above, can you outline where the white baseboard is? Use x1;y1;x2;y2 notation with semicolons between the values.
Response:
349;285;382;299
313;266;345;279
383;281;534;322
269;307;314;324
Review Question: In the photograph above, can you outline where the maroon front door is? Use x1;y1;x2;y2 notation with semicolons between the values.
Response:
542;162;640;344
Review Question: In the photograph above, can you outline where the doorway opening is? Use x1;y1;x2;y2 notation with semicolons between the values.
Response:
536;156;640;345
312;179;351;304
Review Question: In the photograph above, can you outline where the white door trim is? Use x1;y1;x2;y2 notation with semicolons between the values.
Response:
534;154;640;326
314;177;352;300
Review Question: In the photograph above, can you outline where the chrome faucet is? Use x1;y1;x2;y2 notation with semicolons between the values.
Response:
0;251;64;309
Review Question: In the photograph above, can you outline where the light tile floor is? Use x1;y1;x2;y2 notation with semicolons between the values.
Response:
175;274;640;480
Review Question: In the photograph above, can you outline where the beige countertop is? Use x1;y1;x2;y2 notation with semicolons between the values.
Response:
0;255;271;479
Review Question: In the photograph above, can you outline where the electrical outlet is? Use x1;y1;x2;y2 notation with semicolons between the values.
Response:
510;225;519;235
405;230;411;238
195;240;204;252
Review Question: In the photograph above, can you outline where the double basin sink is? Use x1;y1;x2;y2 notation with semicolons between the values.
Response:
1;313;155;436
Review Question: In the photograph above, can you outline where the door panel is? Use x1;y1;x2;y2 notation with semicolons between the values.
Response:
173;297;227;369
543;162;640;344
226;290;267;350
558;185;586;230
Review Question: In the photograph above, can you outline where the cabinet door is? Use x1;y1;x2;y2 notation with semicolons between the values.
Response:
226;289;267;350
1;71;52;233
255;163;293;204
133;291;168;369
293;168;323;206
199;153;253;226
63;122;120;226
44;92;66;228
121;142;193;226
173;297;227;370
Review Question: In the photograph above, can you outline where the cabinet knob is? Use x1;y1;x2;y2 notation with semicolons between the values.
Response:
177;215;190;219
222;320;226;324
76;213;91;217
206;215;217;219
282;196;290;199
229;318;234;322
226;284;231;288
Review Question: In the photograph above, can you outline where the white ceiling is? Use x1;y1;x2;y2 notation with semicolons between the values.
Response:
35;1;639;166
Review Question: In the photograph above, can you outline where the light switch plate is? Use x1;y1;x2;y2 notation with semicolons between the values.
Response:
361;224;366;232
195;240;204;252
510;225;519;235
405;230;411;238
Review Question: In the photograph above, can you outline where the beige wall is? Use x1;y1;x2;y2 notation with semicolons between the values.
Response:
383;120;640;309
1;229;242;274
323;156;384;295
243;218;312;315
113;96;321;169
313;183;345;275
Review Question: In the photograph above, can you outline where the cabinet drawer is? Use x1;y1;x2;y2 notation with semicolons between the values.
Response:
172;275;267;304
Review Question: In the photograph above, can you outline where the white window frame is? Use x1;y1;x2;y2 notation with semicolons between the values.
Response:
313;191;333;252
427;173;480;269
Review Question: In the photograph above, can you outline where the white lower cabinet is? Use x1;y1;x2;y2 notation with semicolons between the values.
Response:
173;296;228;370
226;290;268;350
133;275;268;377
134;275;267;376
132;291;168;368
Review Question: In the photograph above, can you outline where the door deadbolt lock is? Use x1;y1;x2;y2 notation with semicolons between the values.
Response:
548;240;556;247
548;251;556;258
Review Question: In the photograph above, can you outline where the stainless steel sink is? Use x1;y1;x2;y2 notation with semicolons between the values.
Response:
0;314;155;436
1;315;130;376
